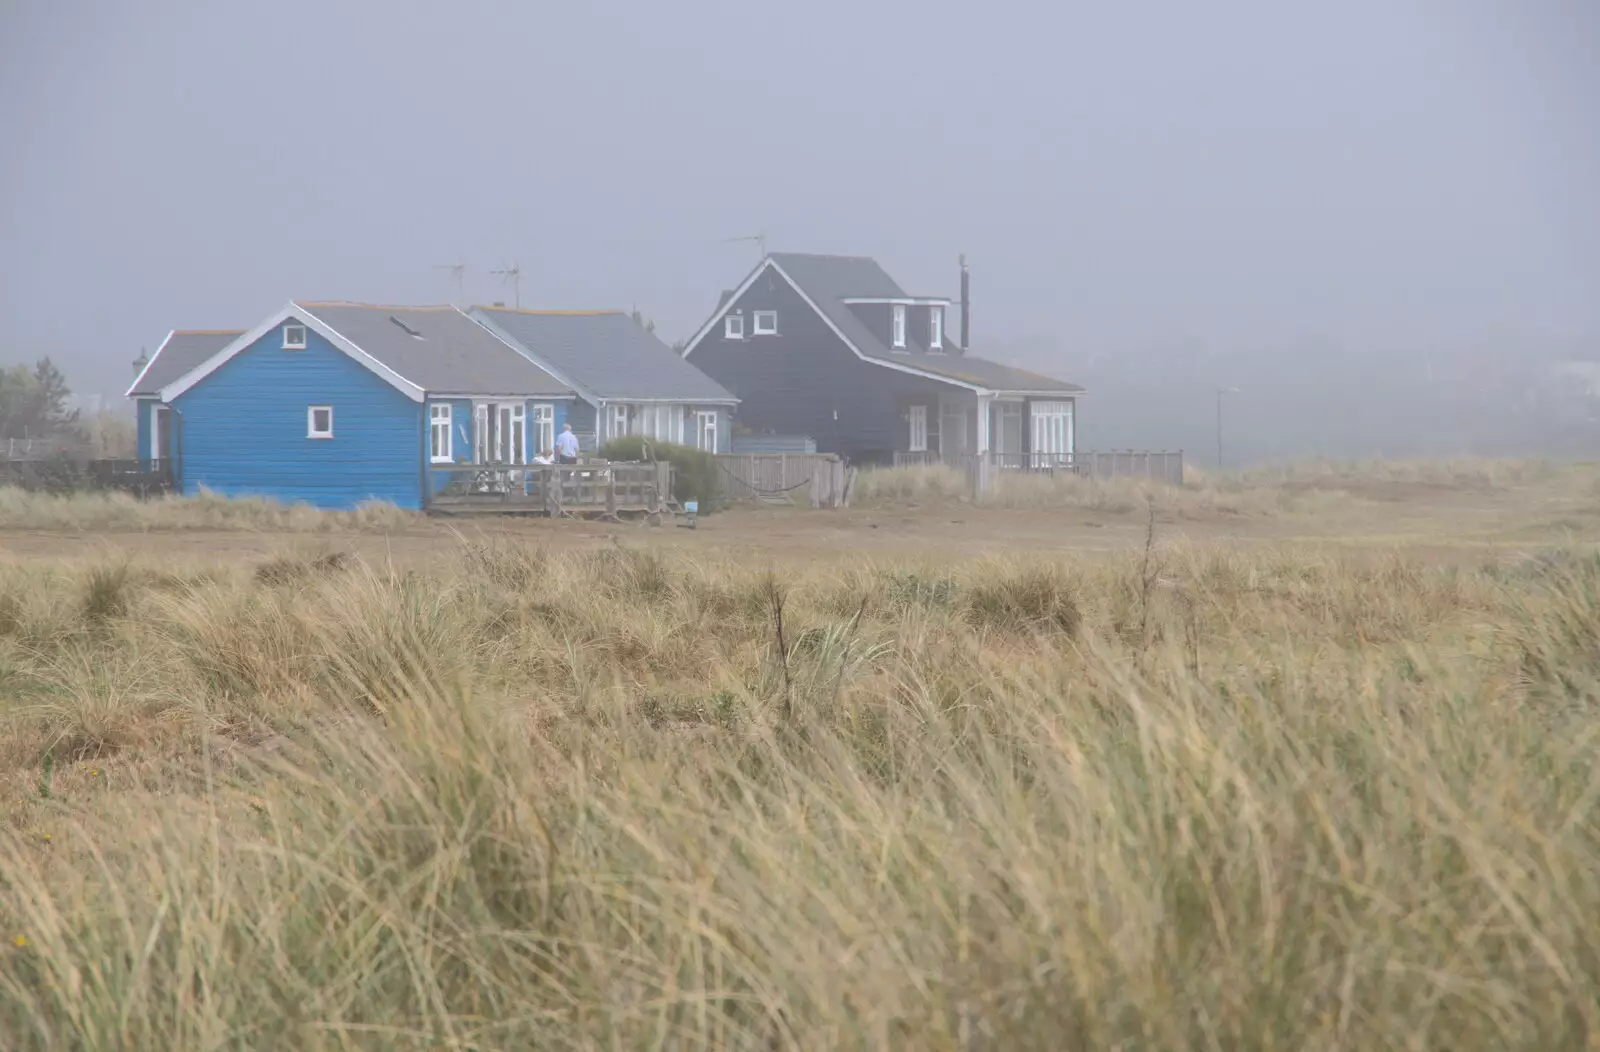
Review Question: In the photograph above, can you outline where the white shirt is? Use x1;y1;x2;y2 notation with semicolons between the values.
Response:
555;430;580;457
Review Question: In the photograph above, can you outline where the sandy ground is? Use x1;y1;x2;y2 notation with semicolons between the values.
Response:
2;472;1596;571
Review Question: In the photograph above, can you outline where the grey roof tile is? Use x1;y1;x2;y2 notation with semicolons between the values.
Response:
767;252;1083;394
128;330;242;396
296;303;572;397
471;308;737;403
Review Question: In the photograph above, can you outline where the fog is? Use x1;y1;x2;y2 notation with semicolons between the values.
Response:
2;0;1596;464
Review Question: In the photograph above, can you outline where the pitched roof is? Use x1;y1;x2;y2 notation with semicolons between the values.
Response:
295;303;573;397
127;330;243;397
759;252;1085;396
471;307;737;403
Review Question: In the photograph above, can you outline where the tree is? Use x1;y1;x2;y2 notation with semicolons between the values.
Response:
0;357;82;441
630;309;657;336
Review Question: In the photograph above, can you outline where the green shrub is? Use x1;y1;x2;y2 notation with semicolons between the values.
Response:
598;436;720;509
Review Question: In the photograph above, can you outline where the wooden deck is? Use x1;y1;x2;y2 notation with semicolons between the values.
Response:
425;462;674;517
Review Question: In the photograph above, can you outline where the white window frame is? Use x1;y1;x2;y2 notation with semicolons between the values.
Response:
610;403;630;440
532;403;555;458
929;306;944;350
283;324;307;350
752;310;777;335
694;410;718;453
429;403;453;462
307;405;333;439
907;405;928;452
1030;401;1075;461
891;304;907;349
724;314;745;340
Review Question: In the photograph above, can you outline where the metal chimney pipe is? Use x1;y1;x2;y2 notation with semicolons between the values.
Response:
959;253;970;350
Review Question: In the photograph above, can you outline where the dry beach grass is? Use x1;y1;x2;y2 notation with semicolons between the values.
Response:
0;462;1597;1048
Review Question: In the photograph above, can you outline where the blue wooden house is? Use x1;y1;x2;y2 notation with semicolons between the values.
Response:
468;307;738;453
150;302;578;509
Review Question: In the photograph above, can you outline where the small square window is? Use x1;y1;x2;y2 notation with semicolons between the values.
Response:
724;314;745;340
283;324;307;350
753;310;777;335
307;405;333;438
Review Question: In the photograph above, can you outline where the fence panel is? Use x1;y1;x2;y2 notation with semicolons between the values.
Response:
715;453;843;504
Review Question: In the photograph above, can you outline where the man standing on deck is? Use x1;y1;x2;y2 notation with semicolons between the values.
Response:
555;423;580;465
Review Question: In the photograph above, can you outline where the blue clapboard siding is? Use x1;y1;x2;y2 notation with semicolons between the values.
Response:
172;327;423;510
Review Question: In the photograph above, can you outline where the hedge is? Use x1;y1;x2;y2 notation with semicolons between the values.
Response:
597;436;720;510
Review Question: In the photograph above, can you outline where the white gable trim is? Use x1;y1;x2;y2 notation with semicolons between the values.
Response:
679;258;775;360
124;330;176;398
159;303;426;403
464;308;602;408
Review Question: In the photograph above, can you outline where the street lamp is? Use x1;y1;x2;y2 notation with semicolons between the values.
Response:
1216;387;1240;470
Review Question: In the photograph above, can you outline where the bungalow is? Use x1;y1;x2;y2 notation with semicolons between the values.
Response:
469;307;738;453
149;302;578;509
679;253;1085;465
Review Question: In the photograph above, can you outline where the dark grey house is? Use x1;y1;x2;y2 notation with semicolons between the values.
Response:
679;253;1083;465
471;307;739;453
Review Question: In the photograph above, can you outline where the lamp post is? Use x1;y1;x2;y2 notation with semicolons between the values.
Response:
1216;387;1240;470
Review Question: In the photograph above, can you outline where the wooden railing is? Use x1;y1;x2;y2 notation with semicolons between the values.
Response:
892;450;1185;485
425;461;674;516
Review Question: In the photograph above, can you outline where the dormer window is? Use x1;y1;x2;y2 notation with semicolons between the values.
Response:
929;306;944;350
724;313;745;340
891;304;907;349
753;310;777;335
283;324;307;350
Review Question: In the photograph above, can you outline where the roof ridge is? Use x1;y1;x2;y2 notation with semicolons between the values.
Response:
295;301;454;311
473;305;625;316
770;251;877;261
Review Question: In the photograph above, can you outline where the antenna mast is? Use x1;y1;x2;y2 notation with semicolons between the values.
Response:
432;262;467;304
490;261;522;309
724;232;768;261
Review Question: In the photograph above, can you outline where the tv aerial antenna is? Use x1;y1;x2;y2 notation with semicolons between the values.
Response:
724;232;768;261
490;261;522;308
432;262;467;304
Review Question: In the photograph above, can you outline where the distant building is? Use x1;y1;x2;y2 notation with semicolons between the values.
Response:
680;253;1083;465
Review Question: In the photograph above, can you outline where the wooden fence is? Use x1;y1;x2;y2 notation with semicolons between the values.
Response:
0;457;175;497
425;462;673;517
713;454;854;508
893;450;1185;486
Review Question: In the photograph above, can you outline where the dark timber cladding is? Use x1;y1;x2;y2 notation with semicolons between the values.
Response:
686;267;947;462
682;253;1083;464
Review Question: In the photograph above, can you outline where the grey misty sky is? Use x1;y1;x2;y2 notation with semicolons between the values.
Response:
1;0;1596;400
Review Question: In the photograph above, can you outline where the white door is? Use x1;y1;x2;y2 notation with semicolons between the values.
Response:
694;411;718;452
497;404;526;464
908;405;928;453
473;404;489;464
